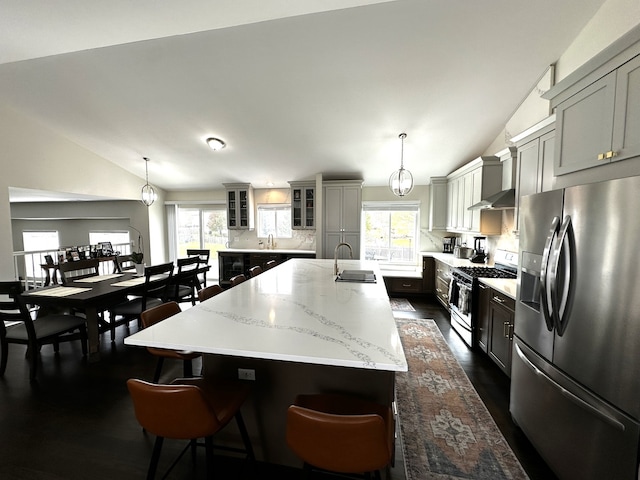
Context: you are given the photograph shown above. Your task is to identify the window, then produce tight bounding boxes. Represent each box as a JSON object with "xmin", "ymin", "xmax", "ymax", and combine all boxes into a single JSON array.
[
  {"xmin": 257, "ymin": 204, "xmax": 291, "ymax": 238},
  {"xmin": 362, "ymin": 202, "xmax": 419, "ymax": 266},
  {"xmin": 22, "ymin": 230, "xmax": 59, "ymax": 252},
  {"xmin": 89, "ymin": 231, "xmax": 131, "ymax": 252}
]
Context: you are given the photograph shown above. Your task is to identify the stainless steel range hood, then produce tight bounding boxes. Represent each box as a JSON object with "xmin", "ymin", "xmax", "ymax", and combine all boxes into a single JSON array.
[{"xmin": 468, "ymin": 188, "xmax": 515, "ymax": 210}]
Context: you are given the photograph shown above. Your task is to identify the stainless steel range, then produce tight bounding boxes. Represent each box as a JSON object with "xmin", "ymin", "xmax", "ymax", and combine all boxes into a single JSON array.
[{"xmin": 448, "ymin": 249, "xmax": 517, "ymax": 347}]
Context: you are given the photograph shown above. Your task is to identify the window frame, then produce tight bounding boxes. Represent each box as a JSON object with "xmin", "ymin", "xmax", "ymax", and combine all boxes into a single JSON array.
[{"xmin": 257, "ymin": 203, "xmax": 292, "ymax": 239}]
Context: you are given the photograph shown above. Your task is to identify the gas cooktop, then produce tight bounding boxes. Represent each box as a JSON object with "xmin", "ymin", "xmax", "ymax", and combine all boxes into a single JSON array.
[{"xmin": 455, "ymin": 266, "xmax": 516, "ymax": 279}]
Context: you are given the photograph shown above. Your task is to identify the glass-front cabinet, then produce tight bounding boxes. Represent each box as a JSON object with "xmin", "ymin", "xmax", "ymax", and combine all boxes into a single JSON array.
[
  {"xmin": 223, "ymin": 183, "xmax": 254, "ymax": 230},
  {"xmin": 289, "ymin": 181, "xmax": 315, "ymax": 229}
]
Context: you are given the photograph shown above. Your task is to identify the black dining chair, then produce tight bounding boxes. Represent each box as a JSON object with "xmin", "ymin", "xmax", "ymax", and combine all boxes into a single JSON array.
[
  {"xmin": 58, "ymin": 258, "xmax": 100, "ymax": 284},
  {"xmin": 0, "ymin": 281, "xmax": 88, "ymax": 382},
  {"xmin": 113, "ymin": 254, "xmax": 136, "ymax": 273},
  {"xmin": 168, "ymin": 257, "xmax": 200, "ymax": 307},
  {"xmin": 107, "ymin": 262, "xmax": 174, "ymax": 342},
  {"xmin": 187, "ymin": 249, "xmax": 210, "ymax": 288}
]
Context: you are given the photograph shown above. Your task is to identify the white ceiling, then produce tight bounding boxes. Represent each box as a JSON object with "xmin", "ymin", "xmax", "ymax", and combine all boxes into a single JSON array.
[{"xmin": 0, "ymin": 0, "xmax": 606, "ymax": 198}]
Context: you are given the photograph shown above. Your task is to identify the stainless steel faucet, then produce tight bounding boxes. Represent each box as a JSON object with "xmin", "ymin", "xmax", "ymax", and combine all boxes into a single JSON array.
[
  {"xmin": 334, "ymin": 242, "xmax": 353, "ymax": 275},
  {"xmin": 267, "ymin": 234, "xmax": 274, "ymax": 250}
]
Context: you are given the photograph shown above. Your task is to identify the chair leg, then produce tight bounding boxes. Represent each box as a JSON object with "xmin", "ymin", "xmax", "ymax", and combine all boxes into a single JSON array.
[
  {"xmin": 153, "ymin": 358, "xmax": 165, "ymax": 383},
  {"xmin": 27, "ymin": 341, "xmax": 38, "ymax": 383},
  {"xmin": 147, "ymin": 436, "xmax": 164, "ymax": 480},
  {"xmin": 0, "ymin": 339, "xmax": 8, "ymax": 376},
  {"xmin": 205, "ymin": 436, "xmax": 214, "ymax": 477},
  {"xmin": 80, "ymin": 325, "xmax": 88, "ymax": 356},
  {"xmin": 235, "ymin": 411, "xmax": 255, "ymax": 460},
  {"xmin": 183, "ymin": 359, "xmax": 193, "ymax": 378},
  {"xmin": 109, "ymin": 311, "xmax": 116, "ymax": 342}
]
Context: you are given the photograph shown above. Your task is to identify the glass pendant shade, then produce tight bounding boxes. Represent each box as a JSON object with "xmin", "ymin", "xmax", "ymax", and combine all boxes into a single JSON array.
[
  {"xmin": 389, "ymin": 167, "xmax": 414, "ymax": 197},
  {"xmin": 141, "ymin": 184, "xmax": 157, "ymax": 206},
  {"xmin": 389, "ymin": 133, "xmax": 413, "ymax": 197},
  {"xmin": 140, "ymin": 157, "xmax": 157, "ymax": 206}
]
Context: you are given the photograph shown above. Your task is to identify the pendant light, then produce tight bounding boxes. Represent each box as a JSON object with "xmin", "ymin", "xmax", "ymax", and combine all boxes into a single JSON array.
[
  {"xmin": 141, "ymin": 157, "xmax": 157, "ymax": 207},
  {"xmin": 389, "ymin": 133, "xmax": 413, "ymax": 197}
]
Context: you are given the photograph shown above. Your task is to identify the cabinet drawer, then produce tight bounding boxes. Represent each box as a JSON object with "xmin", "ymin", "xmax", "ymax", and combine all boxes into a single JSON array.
[
  {"xmin": 384, "ymin": 277, "xmax": 423, "ymax": 294},
  {"xmin": 490, "ymin": 289, "xmax": 515, "ymax": 311},
  {"xmin": 435, "ymin": 277, "xmax": 450, "ymax": 307}
]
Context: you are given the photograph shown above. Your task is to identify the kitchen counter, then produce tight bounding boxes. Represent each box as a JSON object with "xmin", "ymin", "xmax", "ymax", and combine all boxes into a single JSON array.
[
  {"xmin": 125, "ymin": 258, "xmax": 405, "ymax": 371},
  {"xmin": 479, "ymin": 277, "xmax": 518, "ymax": 300},
  {"xmin": 421, "ymin": 251, "xmax": 494, "ymax": 268},
  {"xmin": 219, "ymin": 247, "xmax": 316, "ymax": 255}
]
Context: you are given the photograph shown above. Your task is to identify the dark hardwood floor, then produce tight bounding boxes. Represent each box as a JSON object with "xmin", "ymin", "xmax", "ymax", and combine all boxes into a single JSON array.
[{"xmin": 0, "ymin": 297, "xmax": 557, "ymax": 479}]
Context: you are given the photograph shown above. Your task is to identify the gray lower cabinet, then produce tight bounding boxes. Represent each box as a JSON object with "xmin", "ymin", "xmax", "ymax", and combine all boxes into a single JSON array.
[{"xmin": 478, "ymin": 284, "xmax": 515, "ymax": 377}]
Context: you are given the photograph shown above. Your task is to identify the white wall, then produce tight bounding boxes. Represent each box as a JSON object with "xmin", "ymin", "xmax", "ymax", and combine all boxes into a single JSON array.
[
  {"xmin": 0, "ymin": 105, "xmax": 156, "ymax": 279},
  {"xmin": 484, "ymin": 0, "xmax": 640, "ymax": 156}
]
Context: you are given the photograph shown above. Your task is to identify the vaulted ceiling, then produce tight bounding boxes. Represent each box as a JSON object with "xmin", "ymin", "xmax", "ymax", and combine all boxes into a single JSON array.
[{"xmin": 0, "ymin": 0, "xmax": 606, "ymax": 195}]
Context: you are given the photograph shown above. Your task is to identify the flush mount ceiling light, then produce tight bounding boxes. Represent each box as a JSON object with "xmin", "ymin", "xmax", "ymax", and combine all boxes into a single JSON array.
[
  {"xmin": 389, "ymin": 132, "xmax": 414, "ymax": 197},
  {"xmin": 206, "ymin": 137, "xmax": 226, "ymax": 151},
  {"xmin": 141, "ymin": 157, "xmax": 157, "ymax": 207}
]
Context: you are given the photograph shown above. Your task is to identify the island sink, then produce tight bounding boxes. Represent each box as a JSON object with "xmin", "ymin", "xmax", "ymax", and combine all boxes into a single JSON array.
[{"xmin": 335, "ymin": 269, "xmax": 377, "ymax": 283}]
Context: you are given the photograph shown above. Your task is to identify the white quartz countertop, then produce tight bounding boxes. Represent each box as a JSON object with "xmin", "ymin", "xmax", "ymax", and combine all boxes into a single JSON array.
[
  {"xmin": 479, "ymin": 278, "xmax": 518, "ymax": 300},
  {"xmin": 125, "ymin": 258, "xmax": 407, "ymax": 372},
  {"xmin": 219, "ymin": 248, "xmax": 316, "ymax": 254},
  {"xmin": 422, "ymin": 251, "xmax": 494, "ymax": 268}
]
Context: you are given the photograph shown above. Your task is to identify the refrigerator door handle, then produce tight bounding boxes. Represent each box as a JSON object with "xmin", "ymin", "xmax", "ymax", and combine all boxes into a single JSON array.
[
  {"xmin": 540, "ymin": 216, "xmax": 560, "ymax": 332},
  {"xmin": 514, "ymin": 343, "xmax": 625, "ymax": 432},
  {"xmin": 550, "ymin": 215, "xmax": 575, "ymax": 336}
]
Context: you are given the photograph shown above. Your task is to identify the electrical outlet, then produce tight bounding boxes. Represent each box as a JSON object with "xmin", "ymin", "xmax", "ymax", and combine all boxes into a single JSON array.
[{"xmin": 237, "ymin": 368, "xmax": 256, "ymax": 381}]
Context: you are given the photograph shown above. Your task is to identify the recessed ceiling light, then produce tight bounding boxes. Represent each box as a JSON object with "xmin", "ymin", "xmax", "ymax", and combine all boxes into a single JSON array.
[{"xmin": 206, "ymin": 137, "xmax": 226, "ymax": 151}]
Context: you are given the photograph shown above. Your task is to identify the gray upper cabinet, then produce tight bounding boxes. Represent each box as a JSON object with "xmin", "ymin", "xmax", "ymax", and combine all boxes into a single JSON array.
[
  {"xmin": 612, "ymin": 54, "xmax": 640, "ymax": 161},
  {"xmin": 446, "ymin": 156, "xmax": 502, "ymax": 235},
  {"xmin": 512, "ymin": 116, "xmax": 556, "ymax": 234},
  {"xmin": 289, "ymin": 181, "xmax": 315, "ymax": 230},
  {"xmin": 553, "ymin": 71, "xmax": 616, "ymax": 175},
  {"xmin": 544, "ymin": 28, "xmax": 640, "ymax": 177},
  {"xmin": 223, "ymin": 183, "xmax": 254, "ymax": 230},
  {"xmin": 429, "ymin": 177, "xmax": 448, "ymax": 231}
]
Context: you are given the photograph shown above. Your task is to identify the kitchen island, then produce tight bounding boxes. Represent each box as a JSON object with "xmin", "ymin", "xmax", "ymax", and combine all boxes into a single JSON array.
[{"xmin": 125, "ymin": 258, "xmax": 407, "ymax": 468}]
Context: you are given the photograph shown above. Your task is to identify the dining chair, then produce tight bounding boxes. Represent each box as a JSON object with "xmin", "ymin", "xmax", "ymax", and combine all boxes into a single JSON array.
[
  {"xmin": 187, "ymin": 249, "xmax": 211, "ymax": 288},
  {"xmin": 113, "ymin": 254, "xmax": 136, "ymax": 273},
  {"xmin": 197, "ymin": 284, "xmax": 223, "ymax": 302},
  {"xmin": 248, "ymin": 266, "xmax": 262, "ymax": 278},
  {"xmin": 264, "ymin": 260, "xmax": 278, "ymax": 270},
  {"xmin": 286, "ymin": 393, "xmax": 394, "ymax": 480},
  {"xmin": 168, "ymin": 257, "xmax": 200, "ymax": 306},
  {"xmin": 0, "ymin": 281, "xmax": 88, "ymax": 382},
  {"xmin": 107, "ymin": 262, "xmax": 174, "ymax": 343},
  {"xmin": 127, "ymin": 376, "xmax": 255, "ymax": 480},
  {"xmin": 229, "ymin": 274, "xmax": 246, "ymax": 287},
  {"xmin": 58, "ymin": 258, "xmax": 100, "ymax": 284},
  {"xmin": 139, "ymin": 301, "xmax": 200, "ymax": 383}
]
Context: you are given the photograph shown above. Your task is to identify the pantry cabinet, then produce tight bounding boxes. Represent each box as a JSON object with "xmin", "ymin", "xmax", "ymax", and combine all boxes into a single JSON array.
[
  {"xmin": 323, "ymin": 180, "xmax": 362, "ymax": 259},
  {"xmin": 223, "ymin": 183, "xmax": 254, "ymax": 230},
  {"xmin": 289, "ymin": 181, "xmax": 315, "ymax": 230}
]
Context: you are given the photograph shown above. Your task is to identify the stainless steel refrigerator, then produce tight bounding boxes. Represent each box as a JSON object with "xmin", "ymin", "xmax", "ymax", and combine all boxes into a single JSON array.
[{"xmin": 511, "ymin": 175, "xmax": 640, "ymax": 480}]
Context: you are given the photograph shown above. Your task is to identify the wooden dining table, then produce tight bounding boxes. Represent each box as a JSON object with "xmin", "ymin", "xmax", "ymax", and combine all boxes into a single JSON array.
[{"xmin": 22, "ymin": 272, "xmax": 158, "ymax": 362}]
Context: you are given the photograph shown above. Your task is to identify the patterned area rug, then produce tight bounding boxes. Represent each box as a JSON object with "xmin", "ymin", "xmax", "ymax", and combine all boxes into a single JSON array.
[
  {"xmin": 390, "ymin": 298, "xmax": 416, "ymax": 312},
  {"xmin": 395, "ymin": 318, "xmax": 528, "ymax": 480}
]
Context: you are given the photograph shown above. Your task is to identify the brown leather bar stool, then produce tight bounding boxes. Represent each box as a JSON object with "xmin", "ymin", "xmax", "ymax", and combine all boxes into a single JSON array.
[
  {"xmin": 140, "ymin": 302, "xmax": 200, "ymax": 383},
  {"xmin": 248, "ymin": 266, "xmax": 262, "ymax": 278},
  {"xmin": 286, "ymin": 393, "xmax": 394, "ymax": 480},
  {"xmin": 229, "ymin": 274, "xmax": 247, "ymax": 287},
  {"xmin": 197, "ymin": 284, "xmax": 223, "ymax": 302},
  {"xmin": 127, "ymin": 377, "xmax": 255, "ymax": 479}
]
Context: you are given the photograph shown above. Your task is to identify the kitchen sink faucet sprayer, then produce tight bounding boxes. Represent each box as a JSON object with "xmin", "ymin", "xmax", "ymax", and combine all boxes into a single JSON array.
[{"xmin": 334, "ymin": 242, "xmax": 353, "ymax": 275}]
